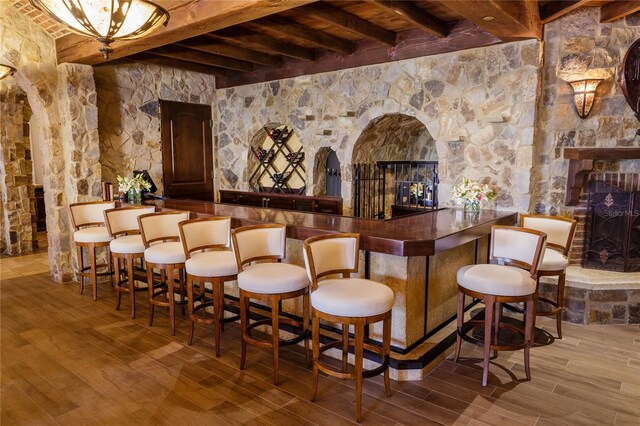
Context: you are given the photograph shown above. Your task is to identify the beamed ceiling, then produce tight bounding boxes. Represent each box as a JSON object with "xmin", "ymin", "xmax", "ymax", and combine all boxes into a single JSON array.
[{"xmin": 16, "ymin": 0, "xmax": 640, "ymax": 88}]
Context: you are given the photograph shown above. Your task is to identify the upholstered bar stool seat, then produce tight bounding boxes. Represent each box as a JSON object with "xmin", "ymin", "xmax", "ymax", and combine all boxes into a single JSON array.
[
  {"xmin": 232, "ymin": 223, "xmax": 310, "ymax": 385},
  {"xmin": 144, "ymin": 242, "xmax": 186, "ymax": 265},
  {"xmin": 304, "ymin": 233, "xmax": 394, "ymax": 422},
  {"xmin": 457, "ymin": 264, "xmax": 537, "ymax": 297},
  {"xmin": 453, "ymin": 226, "xmax": 547, "ymax": 387},
  {"xmin": 70, "ymin": 201, "xmax": 116, "ymax": 301},
  {"xmin": 105, "ymin": 206, "xmax": 156, "ymax": 318},
  {"xmin": 73, "ymin": 227, "xmax": 112, "ymax": 243},
  {"xmin": 311, "ymin": 278, "xmax": 394, "ymax": 317},
  {"xmin": 238, "ymin": 263, "xmax": 309, "ymax": 294},
  {"xmin": 185, "ymin": 251, "xmax": 238, "ymax": 278},
  {"xmin": 520, "ymin": 214, "xmax": 577, "ymax": 339},
  {"xmin": 109, "ymin": 234, "xmax": 146, "ymax": 254},
  {"xmin": 180, "ymin": 217, "xmax": 239, "ymax": 355}
]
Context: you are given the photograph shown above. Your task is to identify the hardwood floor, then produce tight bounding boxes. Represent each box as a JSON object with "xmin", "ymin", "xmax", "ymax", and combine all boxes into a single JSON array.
[{"xmin": 1, "ymin": 269, "xmax": 639, "ymax": 425}]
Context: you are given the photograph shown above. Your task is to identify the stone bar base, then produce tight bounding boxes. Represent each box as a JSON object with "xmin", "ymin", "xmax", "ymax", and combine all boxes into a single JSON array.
[{"xmin": 540, "ymin": 266, "xmax": 640, "ymax": 325}]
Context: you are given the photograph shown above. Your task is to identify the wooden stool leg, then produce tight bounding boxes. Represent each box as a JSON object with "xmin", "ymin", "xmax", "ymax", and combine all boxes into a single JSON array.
[
  {"xmin": 127, "ymin": 256, "xmax": 136, "ymax": 319},
  {"xmin": 342, "ymin": 324, "xmax": 349, "ymax": 373},
  {"xmin": 354, "ymin": 321, "xmax": 365, "ymax": 422},
  {"xmin": 89, "ymin": 243, "xmax": 98, "ymax": 301},
  {"xmin": 213, "ymin": 279, "xmax": 222, "ymax": 357},
  {"xmin": 271, "ymin": 295, "xmax": 280, "ymax": 386},
  {"xmin": 219, "ymin": 282, "xmax": 225, "ymax": 333},
  {"xmin": 167, "ymin": 266, "xmax": 176, "ymax": 336},
  {"xmin": 524, "ymin": 298, "xmax": 535, "ymax": 381},
  {"xmin": 77, "ymin": 246, "xmax": 84, "ymax": 295},
  {"xmin": 303, "ymin": 292, "xmax": 311, "ymax": 367},
  {"xmin": 187, "ymin": 275, "xmax": 195, "ymax": 346},
  {"xmin": 179, "ymin": 269, "xmax": 186, "ymax": 317},
  {"xmin": 493, "ymin": 302, "xmax": 501, "ymax": 358},
  {"xmin": 115, "ymin": 256, "xmax": 122, "ymax": 311},
  {"xmin": 482, "ymin": 296, "xmax": 495, "ymax": 387},
  {"xmin": 147, "ymin": 265, "xmax": 155, "ymax": 326},
  {"xmin": 453, "ymin": 291, "xmax": 464, "ymax": 363},
  {"xmin": 383, "ymin": 314, "xmax": 392, "ymax": 397},
  {"xmin": 240, "ymin": 291, "xmax": 248, "ymax": 370},
  {"xmin": 310, "ymin": 311, "xmax": 320, "ymax": 402},
  {"xmin": 107, "ymin": 247, "xmax": 114, "ymax": 287},
  {"xmin": 557, "ymin": 272, "xmax": 566, "ymax": 339}
]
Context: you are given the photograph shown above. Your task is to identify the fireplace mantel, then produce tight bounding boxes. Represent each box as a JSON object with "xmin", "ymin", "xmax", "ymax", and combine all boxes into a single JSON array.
[{"xmin": 564, "ymin": 148, "xmax": 640, "ymax": 205}]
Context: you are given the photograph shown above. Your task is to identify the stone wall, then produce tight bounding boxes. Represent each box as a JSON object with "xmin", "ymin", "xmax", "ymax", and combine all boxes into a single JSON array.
[
  {"xmin": 94, "ymin": 62, "xmax": 216, "ymax": 195},
  {"xmin": 215, "ymin": 40, "xmax": 542, "ymax": 215},
  {"xmin": 532, "ymin": 8, "xmax": 640, "ymax": 261}
]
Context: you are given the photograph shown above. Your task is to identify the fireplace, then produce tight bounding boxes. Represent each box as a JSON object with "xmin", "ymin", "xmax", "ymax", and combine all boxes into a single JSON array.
[{"xmin": 583, "ymin": 173, "xmax": 640, "ymax": 272}]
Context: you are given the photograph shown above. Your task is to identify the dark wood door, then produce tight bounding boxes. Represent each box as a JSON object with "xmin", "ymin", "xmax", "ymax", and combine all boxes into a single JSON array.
[{"xmin": 160, "ymin": 101, "xmax": 214, "ymax": 200}]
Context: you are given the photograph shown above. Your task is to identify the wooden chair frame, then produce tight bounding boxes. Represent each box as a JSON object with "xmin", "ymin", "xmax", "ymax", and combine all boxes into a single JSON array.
[
  {"xmin": 303, "ymin": 233, "xmax": 392, "ymax": 422},
  {"xmin": 69, "ymin": 201, "xmax": 115, "ymax": 301},
  {"xmin": 453, "ymin": 226, "xmax": 547, "ymax": 387},
  {"xmin": 231, "ymin": 223, "xmax": 310, "ymax": 386},
  {"xmin": 519, "ymin": 213, "xmax": 577, "ymax": 338},
  {"xmin": 178, "ymin": 217, "xmax": 238, "ymax": 356},
  {"xmin": 138, "ymin": 210, "xmax": 190, "ymax": 336},
  {"xmin": 104, "ymin": 206, "xmax": 155, "ymax": 319}
]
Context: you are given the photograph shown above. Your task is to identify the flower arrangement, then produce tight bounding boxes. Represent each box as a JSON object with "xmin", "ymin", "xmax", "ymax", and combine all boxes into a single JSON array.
[
  {"xmin": 117, "ymin": 173, "xmax": 151, "ymax": 203},
  {"xmin": 410, "ymin": 182, "xmax": 424, "ymax": 199},
  {"xmin": 451, "ymin": 177, "xmax": 495, "ymax": 212}
]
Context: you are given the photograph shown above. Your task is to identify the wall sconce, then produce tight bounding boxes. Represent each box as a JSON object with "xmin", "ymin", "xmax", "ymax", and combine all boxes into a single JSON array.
[
  {"xmin": 568, "ymin": 79, "xmax": 603, "ymax": 119},
  {"xmin": 0, "ymin": 64, "xmax": 16, "ymax": 81}
]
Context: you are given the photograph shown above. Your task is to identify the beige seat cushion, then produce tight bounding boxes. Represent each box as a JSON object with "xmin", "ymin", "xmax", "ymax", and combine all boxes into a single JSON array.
[
  {"xmin": 73, "ymin": 226, "xmax": 112, "ymax": 243},
  {"xmin": 457, "ymin": 264, "xmax": 536, "ymax": 297},
  {"xmin": 311, "ymin": 278, "xmax": 394, "ymax": 318},
  {"xmin": 110, "ymin": 235, "xmax": 145, "ymax": 254},
  {"xmin": 144, "ymin": 242, "xmax": 185, "ymax": 265},
  {"xmin": 539, "ymin": 248, "xmax": 569, "ymax": 272},
  {"xmin": 238, "ymin": 263, "xmax": 308, "ymax": 294},
  {"xmin": 185, "ymin": 251, "xmax": 238, "ymax": 278}
]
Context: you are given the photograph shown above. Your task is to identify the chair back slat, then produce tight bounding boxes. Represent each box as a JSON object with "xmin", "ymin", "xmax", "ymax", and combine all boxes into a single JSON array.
[
  {"xmin": 303, "ymin": 233, "xmax": 359, "ymax": 288},
  {"xmin": 69, "ymin": 201, "xmax": 116, "ymax": 229},
  {"xmin": 231, "ymin": 224, "xmax": 285, "ymax": 269},
  {"xmin": 138, "ymin": 211, "xmax": 190, "ymax": 247},
  {"xmin": 104, "ymin": 206, "xmax": 156, "ymax": 237},
  {"xmin": 491, "ymin": 226, "xmax": 547, "ymax": 275},
  {"xmin": 520, "ymin": 214, "xmax": 576, "ymax": 255},
  {"xmin": 179, "ymin": 217, "xmax": 231, "ymax": 258}
]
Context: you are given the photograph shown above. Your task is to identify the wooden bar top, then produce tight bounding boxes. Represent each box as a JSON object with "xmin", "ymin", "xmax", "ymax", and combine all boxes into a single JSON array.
[{"xmin": 148, "ymin": 198, "xmax": 517, "ymax": 257}]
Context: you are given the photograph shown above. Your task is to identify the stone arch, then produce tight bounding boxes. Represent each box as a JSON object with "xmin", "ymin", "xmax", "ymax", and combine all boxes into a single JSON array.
[{"xmin": 310, "ymin": 147, "xmax": 336, "ymax": 196}]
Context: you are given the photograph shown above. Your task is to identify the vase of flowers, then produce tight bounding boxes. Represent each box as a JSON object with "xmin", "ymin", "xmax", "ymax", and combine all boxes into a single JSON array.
[
  {"xmin": 451, "ymin": 177, "xmax": 495, "ymax": 213},
  {"xmin": 117, "ymin": 173, "xmax": 151, "ymax": 204}
]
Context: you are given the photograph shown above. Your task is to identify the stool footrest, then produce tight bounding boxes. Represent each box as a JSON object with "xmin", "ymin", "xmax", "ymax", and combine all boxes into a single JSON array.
[
  {"xmin": 245, "ymin": 318, "xmax": 308, "ymax": 348},
  {"xmin": 458, "ymin": 320, "xmax": 528, "ymax": 352}
]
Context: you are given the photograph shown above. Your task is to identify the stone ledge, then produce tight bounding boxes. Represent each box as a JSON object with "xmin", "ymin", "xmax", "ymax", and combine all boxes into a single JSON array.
[{"xmin": 541, "ymin": 265, "xmax": 640, "ymax": 291}]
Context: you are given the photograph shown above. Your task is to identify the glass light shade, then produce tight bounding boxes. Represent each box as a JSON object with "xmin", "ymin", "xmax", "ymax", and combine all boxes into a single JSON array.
[
  {"xmin": 0, "ymin": 64, "xmax": 17, "ymax": 80},
  {"xmin": 569, "ymin": 79, "xmax": 603, "ymax": 119},
  {"xmin": 30, "ymin": 0, "xmax": 169, "ymax": 59}
]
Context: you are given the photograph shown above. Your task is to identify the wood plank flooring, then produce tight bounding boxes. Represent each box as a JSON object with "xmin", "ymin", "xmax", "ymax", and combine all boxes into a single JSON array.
[{"xmin": 1, "ymin": 270, "xmax": 639, "ymax": 425}]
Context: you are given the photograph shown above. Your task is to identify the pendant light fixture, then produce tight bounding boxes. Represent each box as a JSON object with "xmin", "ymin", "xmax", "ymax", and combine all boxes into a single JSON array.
[
  {"xmin": 0, "ymin": 64, "xmax": 17, "ymax": 81},
  {"xmin": 30, "ymin": 0, "xmax": 170, "ymax": 59}
]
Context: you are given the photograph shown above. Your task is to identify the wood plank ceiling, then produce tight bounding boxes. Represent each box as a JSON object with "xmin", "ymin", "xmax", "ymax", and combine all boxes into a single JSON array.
[{"xmin": 50, "ymin": 0, "xmax": 640, "ymax": 88}]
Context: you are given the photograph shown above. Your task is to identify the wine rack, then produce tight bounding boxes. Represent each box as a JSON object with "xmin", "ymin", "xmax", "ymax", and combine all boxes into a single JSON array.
[{"xmin": 249, "ymin": 125, "xmax": 306, "ymax": 194}]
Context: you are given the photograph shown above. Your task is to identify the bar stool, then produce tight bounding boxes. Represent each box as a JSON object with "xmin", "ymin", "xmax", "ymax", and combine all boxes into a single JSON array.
[
  {"xmin": 138, "ymin": 210, "xmax": 190, "ymax": 336},
  {"xmin": 178, "ymin": 217, "xmax": 238, "ymax": 355},
  {"xmin": 231, "ymin": 223, "xmax": 310, "ymax": 386},
  {"xmin": 69, "ymin": 201, "xmax": 116, "ymax": 300},
  {"xmin": 453, "ymin": 225, "xmax": 547, "ymax": 387},
  {"xmin": 303, "ymin": 233, "xmax": 395, "ymax": 422},
  {"xmin": 520, "ymin": 214, "xmax": 577, "ymax": 339},
  {"xmin": 104, "ymin": 206, "xmax": 156, "ymax": 318}
]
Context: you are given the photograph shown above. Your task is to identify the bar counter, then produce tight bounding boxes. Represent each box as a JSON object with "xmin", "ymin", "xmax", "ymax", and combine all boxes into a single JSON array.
[{"xmin": 147, "ymin": 198, "xmax": 517, "ymax": 379}]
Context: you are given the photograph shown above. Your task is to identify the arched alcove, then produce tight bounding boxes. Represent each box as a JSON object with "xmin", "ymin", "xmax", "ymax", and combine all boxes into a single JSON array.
[
  {"xmin": 311, "ymin": 147, "xmax": 341, "ymax": 196},
  {"xmin": 350, "ymin": 114, "xmax": 438, "ymax": 218}
]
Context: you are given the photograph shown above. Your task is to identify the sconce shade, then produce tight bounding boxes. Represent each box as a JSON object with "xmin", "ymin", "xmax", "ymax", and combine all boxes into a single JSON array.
[
  {"xmin": 30, "ymin": 0, "xmax": 169, "ymax": 59},
  {"xmin": 0, "ymin": 64, "xmax": 17, "ymax": 80},
  {"xmin": 569, "ymin": 79, "xmax": 603, "ymax": 119}
]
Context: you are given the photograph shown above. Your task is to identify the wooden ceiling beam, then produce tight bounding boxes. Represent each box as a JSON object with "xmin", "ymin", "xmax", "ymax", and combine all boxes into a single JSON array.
[
  {"xmin": 435, "ymin": 0, "xmax": 542, "ymax": 41},
  {"xmin": 600, "ymin": 1, "xmax": 640, "ymax": 23},
  {"xmin": 246, "ymin": 16, "xmax": 355, "ymax": 54},
  {"xmin": 149, "ymin": 46, "xmax": 254, "ymax": 72},
  {"xmin": 301, "ymin": 3, "xmax": 397, "ymax": 46},
  {"xmin": 364, "ymin": 0, "xmax": 447, "ymax": 38},
  {"xmin": 129, "ymin": 53, "xmax": 228, "ymax": 76},
  {"xmin": 178, "ymin": 37, "xmax": 283, "ymax": 68},
  {"xmin": 209, "ymin": 28, "xmax": 315, "ymax": 61},
  {"xmin": 539, "ymin": 0, "xmax": 591, "ymax": 24},
  {"xmin": 56, "ymin": 0, "xmax": 317, "ymax": 65}
]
